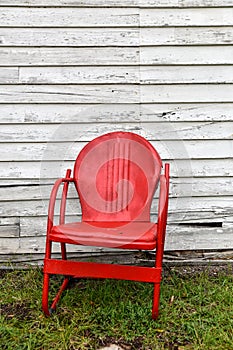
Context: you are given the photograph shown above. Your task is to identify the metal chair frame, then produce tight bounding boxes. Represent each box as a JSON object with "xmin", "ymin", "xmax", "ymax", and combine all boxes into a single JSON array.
[{"xmin": 42, "ymin": 131, "xmax": 169, "ymax": 319}]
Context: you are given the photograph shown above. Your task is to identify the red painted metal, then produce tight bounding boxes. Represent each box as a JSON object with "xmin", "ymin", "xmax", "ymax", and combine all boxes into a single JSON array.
[
  {"xmin": 42, "ymin": 131, "xmax": 170, "ymax": 319},
  {"xmin": 50, "ymin": 221, "xmax": 158, "ymax": 249},
  {"xmin": 44, "ymin": 259, "xmax": 162, "ymax": 283}
]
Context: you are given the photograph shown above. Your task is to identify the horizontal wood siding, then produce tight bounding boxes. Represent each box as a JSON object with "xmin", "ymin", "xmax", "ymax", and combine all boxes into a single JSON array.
[{"xmin": 0, "ymin": 1, "xmax": 233, "ymax": 264}]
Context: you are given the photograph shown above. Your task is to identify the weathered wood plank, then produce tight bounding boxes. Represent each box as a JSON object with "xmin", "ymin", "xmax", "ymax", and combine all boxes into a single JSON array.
[
  {"xmin": 0, "ymin": 236, "xmax": 99, "ymax": 255},
  {"xmin": 141, "ymin": 46, "xmax": 233, "ymax": 65},
  {"xmin": 20, "ymin": 216, "xmax": 78, "ymax": 237},
  {"xmin": 0, "ymin": 216, "xmax": 20, "ymax": 238},
  {"xmin": 1, "ymin": 251, "xmax": 233, "ymax": 266},
  {"xmin": 141, "ymin": 8, "xmax": 233, "ymax": 27},
  {"xmin": 140, "ymin": 66, "xmax": 233, "ymax": 84},
  {"xmin": 141, "ymin": 28, "xmax": 233, "ymax": 45},
  {"xmin": 1, "ymin": 84, "xmax": 233, "ymax": 103},
  {"xmin": 19, "ymin": 67, "xmax": 139, "ymax": 84},
  {"xmin": 0, "ymin": 196, "xmax": 232, "ymax": 220},
  {"xmin": 0, "ymin": 85, "xmax": 139, "ymax": 103},
  {"xmin": 0, "ymin": 0, "xmax": 139, "ymax": 6},
  {"xmin": 171, "ymin": 178, "xmax": 233, "ymax": 197},
  {"xmin": 0, "ymin": 68, "xmax": 18, "ymax": 83},
  {"xmin": 0, "ymin": 0, "xmax": 232, "ymax": 7},
  {"xmin": 19, "ymin": 213, "xmax": 233, "ymax": 239},
  {"xmin": 141, "ymin": 104, "xmax": 233, "ymax": 122},
  {"xmin": 18, "ymin": 66, "xmax": 233, "ymax": 85},
  {"xmin": 0, "ymin": 103, "xmax": 233, "ymax": 123},
  {"xmin": 0, "ymin": 140, "xmax": 232, "ymax": 161},
  {"xmin": 1, "ymin": 122, "xmax": 233, "ymax": 142},
  {"xmin": 165, "ymin": 225, "xmax": 233, "ymax": 251},
  {"xmin": 0, "ymin": 104, "xmax": 141, "ymax": 123},
  {"xmin": 141, "ymin": 0, "xmax": 233, "ymax": 7},
  {"xmin": 0, "ymin": 251, "xmax": 135, "ymax": 265},
  {"xmin": 0, "ymin": 226, "xmax": 19, "ymax": 238},
  {"xmin": 0, "ymin": 47, "xmax": 139, "ymax": 66},
  {"xmin": 141, "ymin": 84, "xmax": 233, "ymax": 103},
  {"xmin": 2, "ymin": 27, "xmax": 233, "ymax": 47},
  {"xmin": 0, "ymin": 28, "xmax": 139, "ymax": 47},
  {"xmin": 2, "ymin": 8, "xmax": 232, "ymax": 28},
  {"xmin": 1, "ymin": 177, "xmax": 233, "ymax": 202},
  {"xmin": 20, "ymin": 217, "xmax": 233, "ymax": 239},
  {"xmin": 1, "ymin": 159, "xmax": 233, "ymax": 180},
  {"xmin": 3, "ymin": 46, "xmax": 233, "ymax": 67},
  {"xmin": 1, "ymin": 224, "xmax": 233, "ymax": 256},
  {"xmin": 0, "ymin": 8, "xmax": 139, "ymax": 27},
  {"xmin": 0, "ymin": 217, "xmax": 19, "ymax": 225}
]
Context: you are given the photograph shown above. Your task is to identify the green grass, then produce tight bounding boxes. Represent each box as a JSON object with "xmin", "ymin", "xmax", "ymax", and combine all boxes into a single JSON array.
[{"xmin": 0, "ymin": 266, "xmax": 233, "ymax": 349}]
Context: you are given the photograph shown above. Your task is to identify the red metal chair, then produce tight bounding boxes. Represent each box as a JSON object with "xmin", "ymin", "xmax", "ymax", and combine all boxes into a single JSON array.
[{"xmin": 42, "ymin": 131, "xmax": 169, "ymax": 319}]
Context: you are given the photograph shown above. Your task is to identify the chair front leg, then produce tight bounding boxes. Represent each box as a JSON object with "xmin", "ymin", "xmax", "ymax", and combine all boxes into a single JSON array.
[{"xmin": 152, "ymin": 282, "xmax": 161, "ymax": 319}]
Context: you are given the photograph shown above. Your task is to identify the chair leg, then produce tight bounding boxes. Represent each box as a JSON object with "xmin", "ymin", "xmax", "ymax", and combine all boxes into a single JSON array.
[
  {"xmin": 42, "ymin": 242, "xmax": 70, "ymax": 316},
  {"xmin": 42, "ymin": 272, "xmax": 51, "ymax": 316},
  {"xmin": 42, "ymin": 273, "xmax": 70, "ymax": 316},
  {"xmin": 49, "ymin": 277, "xmax": 70, "ymax": 312},
  {"xmin": 152, "ymin": 282, "xmax": 161, "ymax": 320},
  {"xmin": 61, "ymin": 242, "xmax": 67, "ymax": 260}
]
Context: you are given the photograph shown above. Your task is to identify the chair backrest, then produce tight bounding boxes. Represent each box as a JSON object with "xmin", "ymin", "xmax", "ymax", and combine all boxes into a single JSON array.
[{"xmin": 74, "ymin": 131, "xmax": 162, "ymax": 222}]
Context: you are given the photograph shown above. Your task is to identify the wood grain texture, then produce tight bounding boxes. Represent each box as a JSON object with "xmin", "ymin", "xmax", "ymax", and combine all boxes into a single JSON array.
[
  {"xmin": 1, "ymin": 158, "xmax": 233, "ymax": 182},
  {"xmin": 140, "ymin": 66, "xmax": 233, "ymax": 84},
  {"xmin": 1, "ymin": 27, "xmax": 233, "ymax": 47},
  {"xmin": 0, "ymin": 140, "xmax": 232, "ymax": 161},
  {"xmin": 0, "ymin": 2, "xmax": 233, "ymax": 260},
  {"xmin": 0, "ymin": 47, "xmax": 139, "ymax": 66},
  {"xmin": 17, "ymin": 66, "xmax": 233, "ymax": 85},
  {"xmin": 141, "ymin": 84, "xmax": 233, "ymax": 103},
  {"xmin": 1, "ymin": 8, "xmax": 233, "ymax": 27},
  {"xmin": 141, "ymin": 27, "xmax": 233, "ymax": 45},
  {"xmin": 1, "ymin": 104, "xmax": 233, "ymax": 123},
  {"xmin": 1, "ymin": 159, "xmax": 233, "ymax": 180},
  {"xmin": 0, "ymin": 196, "xmax": 232, "ymax": 220},
  {"xmin": 0, "ymin": 0, "xmax": 232, "ymax": 7},
  {"xmin": 19, "ymin": 67, "xmax": 139, "ymax": 84},
  {"xmin": 0, "ymin": 8, "xmax": 139, "ymax": 27},
  {"xmin": 1, "ymin": 122, "xmax": 233, "ymax": 142},
  {"xmin": 0, "ymin": 28, "xmax": 139, "ymax": 47},
  {"xmin": 0, "ymin": 0, "xmax": 139, "ymax": 6},
  {"xmin": 139, "ymin": 0, "xmax": 233, "ymax": 7},
  {"xmin": 1, "ymin": 224, "xmax": 232, "ymax": 255},
  {"xmin": 1, "ymin": 84, "xmax": 233, "ymax": 103},
  {"xmin": 0, "ymin": 68, "xmax": 18, "ymax": 83},
  {"xmin": 1, "ymin": 177, "xmax": 233, "ymax": 202},
  {"xmin": 0, "ymin": 104, "xmax": 141, "ymax": 123},
  {"xmin": 141, "ymin": 46, "xmax": 233, "ymax": 65},
  {"xmin": 141, "ymin": 8, "xmax": 233, "ymax": 27},
  {"xmin": 0, "ymin": 85, "xmax": 139, "ymax": 103}
]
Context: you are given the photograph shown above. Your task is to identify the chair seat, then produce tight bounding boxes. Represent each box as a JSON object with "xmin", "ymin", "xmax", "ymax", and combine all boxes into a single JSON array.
[{"xmin": 50, "ymin": 221, "xmax": 157, "ymax": 249}]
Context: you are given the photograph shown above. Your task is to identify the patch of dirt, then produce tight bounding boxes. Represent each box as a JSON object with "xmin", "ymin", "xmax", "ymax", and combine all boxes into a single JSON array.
[
  {"xmin": 97, "ymin": 336, "xmax": 192, "ymax": 350},
  {"xmin": 0, "ymin": 269, "xmax": 8, "ymax": 278},
  {"xmin": 166, "ymin": 264, "xmax": 233, "ymax": 278},
  {"xmin": 0, "ymin": 302, "xmax": 34, "ymax": 321},
  {"xmin": 98, "ymin": 336, "xmax": 144, "ymax": 350}
]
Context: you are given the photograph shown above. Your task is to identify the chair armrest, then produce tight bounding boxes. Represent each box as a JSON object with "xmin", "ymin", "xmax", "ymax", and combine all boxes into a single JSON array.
[
  {"xmin": 47, "ymin": 169, "xmax": 74, "ymax": 233},
  {"xmin": 157, "ymin": 164, "xmax": 170, "ymax": 245}
]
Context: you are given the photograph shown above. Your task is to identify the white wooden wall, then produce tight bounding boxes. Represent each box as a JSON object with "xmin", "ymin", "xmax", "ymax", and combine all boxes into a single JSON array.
[{"xmin": 0, "ymin": 0, "xmax": 233, "ymax": 264}]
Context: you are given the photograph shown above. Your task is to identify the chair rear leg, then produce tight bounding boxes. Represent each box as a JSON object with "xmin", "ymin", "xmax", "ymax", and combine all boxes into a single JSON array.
[
  {"xmin": 49, "ymin": 277, "xmax": 70, "ymax": 313},
  {"xmin": 61, "ymin": 242, "xmax": 67, "ymax": 260},
  {"xmin": 152, "ymin": 282, "xmax": 161, "ymax": 319}
]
